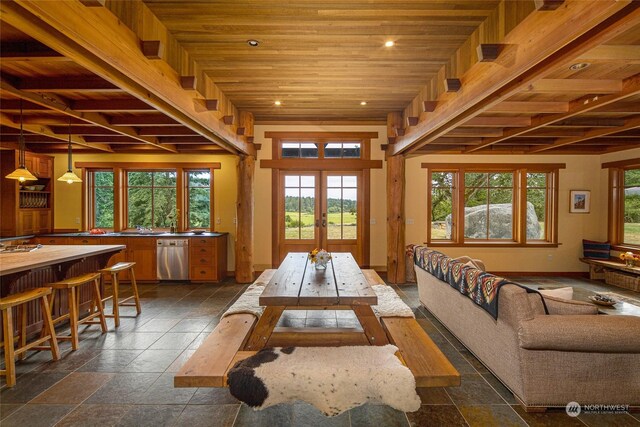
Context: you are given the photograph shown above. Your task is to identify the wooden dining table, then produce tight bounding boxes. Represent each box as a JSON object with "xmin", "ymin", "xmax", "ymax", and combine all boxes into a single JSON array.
[{"xmin": 0, "ymin": 244, "xmax": 125, "ymax": 338}]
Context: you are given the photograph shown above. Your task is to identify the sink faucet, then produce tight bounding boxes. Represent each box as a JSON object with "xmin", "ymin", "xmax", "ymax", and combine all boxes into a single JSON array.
[{"xmin": 136, "ymin": 225, "xmax": 153, "ymax": 234}]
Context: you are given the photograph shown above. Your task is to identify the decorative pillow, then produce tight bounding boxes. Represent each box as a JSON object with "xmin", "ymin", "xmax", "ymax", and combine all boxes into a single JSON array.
[
  {"xmin": 582, "ymin": 239, "xmax": 610, "ymax": 259},
  {"xmin": 539, "ymin": 286, "xmax": 574, "ymax": 301}
]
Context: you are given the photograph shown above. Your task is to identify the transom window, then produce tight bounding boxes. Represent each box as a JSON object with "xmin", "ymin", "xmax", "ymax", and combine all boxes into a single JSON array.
[
  {"xmin": 425, "ymin": 163, "xmax": 562, "ymax": 246},
  {"xmin": 324, "ymin": 142, "xmax": 361, "ymax": 158},
  {"xmin": 277, "ymin": 140, "xmax": 365, "ymax": 159}
]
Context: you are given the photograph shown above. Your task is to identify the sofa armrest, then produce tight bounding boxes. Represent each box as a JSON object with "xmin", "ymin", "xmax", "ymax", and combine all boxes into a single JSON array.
[
  {"xmin": 519, "ymin": 315, "xmax": 640, "ymax": 353},
  {"xmin": 542, "ymin": 295, "xmax": 598, "ymax": 315}
]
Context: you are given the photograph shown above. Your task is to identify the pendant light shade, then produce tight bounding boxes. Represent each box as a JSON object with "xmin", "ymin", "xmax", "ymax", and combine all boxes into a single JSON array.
[
  {"xmin": 58, "ymin": 119, "xmax": 82, "ymax": 184},
  {"xmin": 5, "ymin": 100, "xmax": 37, "ymax": 182}
]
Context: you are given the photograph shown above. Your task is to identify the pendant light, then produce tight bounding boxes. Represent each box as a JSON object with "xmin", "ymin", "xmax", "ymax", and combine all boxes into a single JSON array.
[
  {"xmin": 57, "ymin": 118, "xmax": 82, "ymax": 184},
  {"xmin": 5, "ymin": 100, "xmax": 37, "ymax": 182}
]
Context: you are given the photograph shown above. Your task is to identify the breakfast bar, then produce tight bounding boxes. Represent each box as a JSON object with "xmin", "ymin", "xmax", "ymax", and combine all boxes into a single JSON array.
[{"xmin": 0, "ymin": 245, "xmax": 125, "ymax": 338}]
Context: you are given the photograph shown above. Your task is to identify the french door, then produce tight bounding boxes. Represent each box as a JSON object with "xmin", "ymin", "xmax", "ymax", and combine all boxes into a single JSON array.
[{"xmin": 276, "ymin": 170, "xmax": 365, "ymax": 266}]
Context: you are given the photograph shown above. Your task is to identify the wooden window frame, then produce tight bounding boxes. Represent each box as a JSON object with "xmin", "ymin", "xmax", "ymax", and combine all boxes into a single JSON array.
[
  {"xmin": 423, "ymin": 163, "xmax": 564, "ymax": 247},
  {"xmin": 86, "ymin": 169, "xmax": 115, "ymax": 230},
  {"xmin": 603, "ymin": 158, "xmax": 640, "ymax": 250},
  {"xmin": 80, "ymin": 162, "xmax": 220, "ymax": 232}
]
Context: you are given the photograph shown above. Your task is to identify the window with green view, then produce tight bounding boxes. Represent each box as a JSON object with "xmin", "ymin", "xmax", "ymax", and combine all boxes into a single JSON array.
[
  {"xmin": 188, "ymin": 171, "xmax": 211, "ymax": 229},
  {"xmin": 624, "ymin": 168, "xmax": 640, "ymax": 245},
  {"xmin": 127, "ymin": 171, "xmax": 176, "ymax": 228},
  {"xmin": 93, "ymin": 171, "xmax": 114, "ymax": 229}
]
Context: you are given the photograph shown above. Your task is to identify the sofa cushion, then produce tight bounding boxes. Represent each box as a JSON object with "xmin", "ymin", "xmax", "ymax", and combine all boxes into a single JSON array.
[
  {"xmin": 582, "ymin": 239, "xmax": 611, "ymax": 259},
  {"xmin": 539, "ymin": 287, "xmax": 573, "ymax": 301}
]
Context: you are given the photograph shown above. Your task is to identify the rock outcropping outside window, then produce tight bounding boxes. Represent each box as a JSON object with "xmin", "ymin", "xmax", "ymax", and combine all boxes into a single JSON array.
[{"xmin": 445, "ymin": 202, "xmax": 541, "ymax": 239}]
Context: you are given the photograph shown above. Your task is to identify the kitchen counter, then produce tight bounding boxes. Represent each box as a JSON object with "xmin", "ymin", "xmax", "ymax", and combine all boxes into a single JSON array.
[
  {"xmin": 40, "ymin": 232, "xmax": 228, "ymax": 238},
  {"xmin": 0, "ymin": 235, "xmax": 35, "ymax": 243}
]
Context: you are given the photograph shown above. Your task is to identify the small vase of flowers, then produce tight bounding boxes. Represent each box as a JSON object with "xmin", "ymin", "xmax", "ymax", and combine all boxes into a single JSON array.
[
  {"xmin": 309, "ymin": 249, "xmax": 331, "ymax": 270},
  {"xmin": 619, "ymin": 251, "xmax": 639, "ymax": 267}
]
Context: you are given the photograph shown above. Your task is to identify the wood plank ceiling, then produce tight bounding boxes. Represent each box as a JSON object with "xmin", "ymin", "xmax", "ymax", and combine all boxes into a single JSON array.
[{"xmin": 0, "ymin": 0, "xmax": 638, "ymax": 155}]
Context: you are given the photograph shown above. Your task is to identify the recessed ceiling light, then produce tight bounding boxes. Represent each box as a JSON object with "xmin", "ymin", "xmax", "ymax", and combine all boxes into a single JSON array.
[
  {"xmin": 360, "ymin": 101, "xmax": 367, "ymax": 106},
  {"xmin": 569, "ymin": 62, "xmax": 590, "ymax": 71},
  {"xmin": 384, "ymin": 40, "xmax": 395, "ymax": 48},
  {"xmin": 247, "ymin": 40, "xmax": 259, "ymax": 47},
  {"xmin": 274, "ymin": 100, "xmax": 282, "ymax": 106}
]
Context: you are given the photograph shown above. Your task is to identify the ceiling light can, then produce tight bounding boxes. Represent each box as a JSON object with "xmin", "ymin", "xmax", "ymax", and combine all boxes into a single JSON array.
[
  {"xmin": 247, "ymin": 40, "xmax": 259, "ymax": 47},
  {"xmin": 360, "ymin": 101, "xmax": 367, "ymax": 106},
  {"xmin": 569, "ymin": 62, "xmax": 590, "ymax": 71},
  {"xmin": 274, "ymin": 100, "xmax": 282, "ymax": 106},
  {"xmin": 385, "ymin": 40, "xmax": 395, "ymax": 47}
]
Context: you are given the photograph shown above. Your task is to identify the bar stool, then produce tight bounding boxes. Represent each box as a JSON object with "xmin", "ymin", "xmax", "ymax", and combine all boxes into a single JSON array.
[
  {"xmin": 49, "ymin": 272, "xmax": 107, "ymax": 350},
  {"xmin": 1, "ymin": 287, "xmax": 59, "ymax": 387},
  {"xmin": 99, "ymin": 262, "xmax": 141, "ymax": 327}
]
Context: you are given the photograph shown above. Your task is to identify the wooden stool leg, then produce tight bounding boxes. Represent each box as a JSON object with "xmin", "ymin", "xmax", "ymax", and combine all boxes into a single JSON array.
[
  {"xmin": 129, "ymin": 268, "xmax": 142, "ymax": 315},
  {"xmin": 112, "ymin": 273, "xmax": 120, "ymax": 327},
  {"xmin": 18, "ymin": 304, "xmax": 27, "ymax": 361},
  {"xmin": 40, "ymin": 295, "xmax": 60, "ymax": 361},
  {"xmin": 68, "ymin": 287, "xmax": 80, "ymax": 350},
  {"xmin": 92, "ymin": 279, "xmax": 108, "ymax": 333},
  {"xmin": 2, "ymin": 308, "xmax": 16, "ymax": 387}
]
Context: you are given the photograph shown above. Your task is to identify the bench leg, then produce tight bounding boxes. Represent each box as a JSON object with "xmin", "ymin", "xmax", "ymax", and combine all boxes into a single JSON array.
[
  {"xmin": 244, "ymin": 306, "xmax": 284, "ymax": 350},
  {"xmin": 353, "ymin": 305, "xmax": 389, "ymax": 346}
]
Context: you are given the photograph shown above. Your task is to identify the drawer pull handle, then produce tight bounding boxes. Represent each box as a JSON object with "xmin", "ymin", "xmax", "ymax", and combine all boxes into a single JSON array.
[
  {"xmin": 200, "ymin": 270, "xmax": 205, "ymax": 274},
  {"xmin": 200, "ymin": 259, "xmax": 206, "ymax": 263}
]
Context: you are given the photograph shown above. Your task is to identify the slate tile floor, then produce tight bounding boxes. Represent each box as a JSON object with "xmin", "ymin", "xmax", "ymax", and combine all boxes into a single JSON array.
[{"xmin": 1, "ymin": 277, "xmax": 638, "ymax": 427}]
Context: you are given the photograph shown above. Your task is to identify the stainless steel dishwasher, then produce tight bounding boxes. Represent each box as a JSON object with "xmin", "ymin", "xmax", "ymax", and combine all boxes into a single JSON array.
[{"xmin": 157, "ymin": 239, "xmax": 189, "ymax": 280}]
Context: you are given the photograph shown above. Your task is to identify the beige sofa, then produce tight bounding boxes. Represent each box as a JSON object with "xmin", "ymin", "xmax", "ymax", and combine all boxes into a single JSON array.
[{"xmin": 415, "ymin": 254, "xmax": 640, "ymax": 410}]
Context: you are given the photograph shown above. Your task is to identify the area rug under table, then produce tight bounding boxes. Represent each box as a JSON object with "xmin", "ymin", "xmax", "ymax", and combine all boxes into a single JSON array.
[{"xmin": 227, "ymin": 344, "xmax": 421, "ymax": 416}]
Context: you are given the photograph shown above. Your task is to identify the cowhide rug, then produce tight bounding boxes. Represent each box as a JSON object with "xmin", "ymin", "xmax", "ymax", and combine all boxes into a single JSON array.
[{"xmin": 227, "ymin": 344, "xmax": 421, "ymax": 416}]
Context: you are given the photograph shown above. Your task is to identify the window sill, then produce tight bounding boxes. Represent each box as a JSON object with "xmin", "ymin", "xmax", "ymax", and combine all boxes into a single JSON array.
[
  {"xmin": 611, "ymin": 244, "xmax": 640, "ymax": 253},
  {"xmin": 425, "ymin": 242, "xmax": 560, "ymax": 248}
]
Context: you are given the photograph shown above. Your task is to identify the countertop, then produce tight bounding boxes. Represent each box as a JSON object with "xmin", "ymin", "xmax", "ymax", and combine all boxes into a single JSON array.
[
  {"xmin": 40, "ymin": 232, "xmax": 228, "ymax": 238},
  {"xmin": 0, "ymin": 235, "xmax": 35, "ymax": 243}
]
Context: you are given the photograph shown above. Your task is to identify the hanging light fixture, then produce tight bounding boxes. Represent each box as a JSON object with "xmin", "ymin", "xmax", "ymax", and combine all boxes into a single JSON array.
[
  {"xmin": 5, "ymin": 100, "xmax": 37, "ymax": 182},
  {"xmin": 57, "ymin": 118, "xmax": 82, "ymax": 184}
]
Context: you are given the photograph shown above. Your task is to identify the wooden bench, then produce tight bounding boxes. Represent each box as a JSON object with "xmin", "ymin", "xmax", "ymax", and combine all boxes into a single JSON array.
[
  {"xmin": 580, "ymin": 258, "xmax": 640, "ymax": 291},
  {"xmin": 175, "ymin": 268, "xmax": 460, "ymax": 389},
  {"xmin": 361, "ymin": 270, "xmax": 460, "ymax": 388}
]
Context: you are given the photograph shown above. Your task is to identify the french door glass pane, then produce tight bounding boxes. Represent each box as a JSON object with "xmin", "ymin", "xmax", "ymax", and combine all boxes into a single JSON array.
[
  {"xmin": 284, "ymin": 175, "xmax": 315, "ymax": 240},
  {"xmin": 326, "ymin": 175, "xmax": 357, "ymax": 240}
]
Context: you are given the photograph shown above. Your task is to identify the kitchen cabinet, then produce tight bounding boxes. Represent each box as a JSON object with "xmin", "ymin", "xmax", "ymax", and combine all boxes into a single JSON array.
[
  {"xmin": 128, "ymin": 237, "xmax": 157, "ymax": 281},
  {"xmin": 0, "ymin": 150, "xmax": 54, "ymax": 237},
  {"xmin": 189, "ymin": 234, "xmax": 227, "ymax": 282}
]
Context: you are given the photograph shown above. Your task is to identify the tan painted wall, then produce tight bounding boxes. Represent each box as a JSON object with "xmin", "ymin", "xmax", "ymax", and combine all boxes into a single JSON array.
[
  {"xmin": 50, "ymin": 152, "xmax": 238, "ymax": 271},
  {"xmin": 47, "ymin": 138, "xmax": 639, "ymax": 275}
]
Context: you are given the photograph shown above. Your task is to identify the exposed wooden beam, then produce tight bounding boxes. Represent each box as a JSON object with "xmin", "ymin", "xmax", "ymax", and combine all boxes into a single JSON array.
[
  {"xmin": 535, "ymin": 0, "xmax": 565, "ymax": 11},
  {"xmin": 72, "ymin": 99, "xmax": 156, "ymax": 112},
  {"xmin": 529, "ymin": 116, "xmax": 640, "ymax": 153},
  {"xmin": 50, "ymin": 126, "xmax": 118, "ymax": 135},
  {"xmin": 551, "ymin": 118, "xmax": 626, "ymax": 127},
  {"xmin": 391, "ymin": 0, "xmax": 638, "ymax": 155},
  {"xmin": 159, "ymin": 136, "xmax": 210, "ymax": 144},
  {"xmin": 476, "ymin": 44, "xmax": 502, "ymax": 62},
  {"xmin": 1, "ymin": 78, "xmax": 177, "ymax": 153},
  {"xmin": 138, "ymin": 127, "xmax": 198, "ymax": 136},
  {"xmin": 0, "ymin": 100, "xmax": 48, "ymax": 111},
  {"xmin": 444, "ymin": 78, "xmax": 461, "ymax": 93},
  {"xmin": 0, "ymin": 112, "xmax": 113, "ymax": 152},
  {"xmin": 461, "ymin": 116, "xmax": 531, "ymax": 127},
  {"xmin": 140, "ymin": 40, "xmax": 164, "ymax": 60},
  {"xmin": 466, "ymin": 73, "xmax": 640, "ymax": 152},
  {"xmin": 193, "ymin": 99, "xmax": 219, "ymax": 112},
  {"xmin": 486, "ymin": 101, "xmax": 568, "ymax": 113},
  {"xmin": 525, "ymin": 79, "xmax": 622, "ymax": 94},
  {"xmin": 2, "ymin": 0, "xmax": 253, "ymax": 155},
  {"xmin": 18, "ymin": 76, "xmax": 120, "ymax": 92},
  {"xmin": 109, "ymin": 115, "xmax": 179, "ymax": 126},
  {"xmin": 407, "ymin": 116, "xmax": 419, "ymax": 127},
  {"xmin": 577, "ymin": 45, "xmax": 640, "ymax": 63},
  {"xmin": 0, "ymin": 42, "xmax": 68, "ymax": 62},
  {"xmin": 448, "ymin": 128, "xmax": 503, "ymax": 137}
]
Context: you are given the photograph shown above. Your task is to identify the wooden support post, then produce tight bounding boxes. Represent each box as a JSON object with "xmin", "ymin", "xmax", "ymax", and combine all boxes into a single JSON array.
[
  {"xmin": 386, "ymin": 152, "xmax": 406, "ymax": 284},
  {"xmin": 236, "ymin": 154, "xmax": 255, "ymax": 284}
]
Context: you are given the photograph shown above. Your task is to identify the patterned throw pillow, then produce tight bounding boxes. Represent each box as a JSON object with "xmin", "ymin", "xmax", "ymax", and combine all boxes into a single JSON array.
[{"xmin": 582, "ymin": 239, "xmax": 610, "ymax": 259}]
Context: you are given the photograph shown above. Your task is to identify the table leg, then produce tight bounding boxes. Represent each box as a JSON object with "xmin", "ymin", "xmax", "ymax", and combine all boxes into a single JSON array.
[
  {"xmin": 244, "ymin": 306, "xmax": 285, "ymax": 351},
  {"xmin": 353, "ymin": 305, "xmax": 389, "ymax": 346}
]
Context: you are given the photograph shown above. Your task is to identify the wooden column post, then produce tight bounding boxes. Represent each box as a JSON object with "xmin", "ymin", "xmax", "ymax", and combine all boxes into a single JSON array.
[
  {"xmin": 386, "ymin": 151, "xmax": 406, "ymax": 284},
  {"xmin": 236, "ymin": 154, "xmax": 255, "ymax": 283}
]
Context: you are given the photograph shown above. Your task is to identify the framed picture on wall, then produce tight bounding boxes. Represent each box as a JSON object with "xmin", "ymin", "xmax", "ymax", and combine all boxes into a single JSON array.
[{"xmin": 570, "ymin": 190, "xmax": 591, "ymax": 213}]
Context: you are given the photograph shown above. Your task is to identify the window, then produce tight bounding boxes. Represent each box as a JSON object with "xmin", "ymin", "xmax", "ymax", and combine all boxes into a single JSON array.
[
  {"xmin": 324, "ymin": 142, "xmax": 361, "ymax": 158},
  {"xmin": 89, "ymin": 171, "xmax": 114, "ymax": 229},
  {"xmin": 606, "ymin": 160, "xmax": 640, "ymax": 247},
  {"xmin": 187, "ymin": 170, "xmax": 211, "ymax": 229},
  {"xmin": 284, "ymin": 175, "xmax": 316, "ymax": 240},
  {"xmin": 127, "ymin": 171, "xmax": 176, "ymax": 228},
  {"xmin": 281, "ymin": 142, "xmax": 319, "ymax": 158},
  {"xmin": 425, "ymin": 163, "xmax": 562, "ymax": 246},
  {"xmin": 326, "ymin": 175, "xmax": 358, "ymax": 240}
]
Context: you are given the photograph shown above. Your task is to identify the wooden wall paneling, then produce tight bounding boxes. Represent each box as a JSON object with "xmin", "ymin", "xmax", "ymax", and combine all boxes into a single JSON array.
[{"xmin": 235, "ymin": 155, "xmax": 255, "ymax": 283}]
